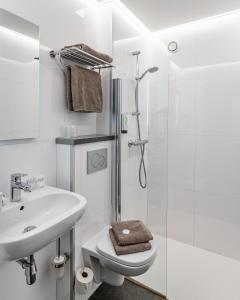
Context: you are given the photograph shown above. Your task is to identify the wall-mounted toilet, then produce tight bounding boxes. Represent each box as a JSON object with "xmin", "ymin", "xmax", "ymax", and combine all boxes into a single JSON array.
[{"xmin": 82, "ymin": 227, "xmax": 157, "ymax": 286}]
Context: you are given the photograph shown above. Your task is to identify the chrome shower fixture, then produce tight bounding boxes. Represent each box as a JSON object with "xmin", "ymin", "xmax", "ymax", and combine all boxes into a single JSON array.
[
  {"xmin": 131, "ymin": 50, "xmax": 141, "ymax": 56},
  {"xmin": 138, "ymin": 66, "xmax": 159, "ymax": 81},
  {"xmin": 129, "ymin": 51, "xmax": 159, "ymax": 189}
]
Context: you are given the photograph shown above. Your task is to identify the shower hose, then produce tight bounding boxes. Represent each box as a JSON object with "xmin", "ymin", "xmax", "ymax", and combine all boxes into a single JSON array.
[{"xmin": 135, "ymin": 86, "xmax": 147, "ymax": 189}]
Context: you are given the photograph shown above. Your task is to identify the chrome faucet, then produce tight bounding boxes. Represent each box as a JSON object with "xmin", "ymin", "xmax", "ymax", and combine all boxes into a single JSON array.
[{"xmin": 10, "ymin": 173, "xmax": 31, "ymax": 202}]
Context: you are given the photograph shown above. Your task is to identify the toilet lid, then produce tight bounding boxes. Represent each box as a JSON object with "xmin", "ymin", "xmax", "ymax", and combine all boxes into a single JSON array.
[{"xmin": 96, "ymin": 231, "xmax": 157, "ymax": 267}]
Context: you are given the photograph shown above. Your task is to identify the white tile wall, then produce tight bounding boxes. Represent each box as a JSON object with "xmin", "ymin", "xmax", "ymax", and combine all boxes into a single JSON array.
[
  {"xmin": 158, "ymin": 11, "xmax": 240, "ymax": 262},
  {"xmin": 196, "ymin": 77, "xmax": 240, "ymax": 136},
  {"xmin": 0, "ymin": 1, "xmax": 112, "ymax": 300},
  {"xmin": 168, "ymin": 134, "xmax": 195, "ymax": 190},
  {"xmin": 167, "ymin": 187, "xmax": 195, "ymax": 245},
  {"xmin": 147, "ymin": 184, "xmax": 167, "ymax": 236},
  {"xmin": 195, "ymin": 136, "xmax": 240, "ymax": 198},
  {"xmin": 168, "ymin": 79, "xmax": 196, "ymax": 135}
]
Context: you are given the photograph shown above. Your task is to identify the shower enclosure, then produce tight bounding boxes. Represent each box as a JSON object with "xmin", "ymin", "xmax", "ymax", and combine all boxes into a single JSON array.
[
  {"xmin": 112, "ymin": 34, "xmax": 169, "ymax": 296},
  {"xmin": 113, "ymin": 8, "xmax": 240, "ymax": 300}
]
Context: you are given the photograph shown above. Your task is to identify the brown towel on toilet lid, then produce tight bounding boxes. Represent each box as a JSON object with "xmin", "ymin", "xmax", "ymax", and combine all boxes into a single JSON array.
[
  {"xmin": 111, "ymin": 220, "xmax": 153, "ymax": 246},
  {"xmin": 109, "ymin": 229, "xmax": 151, "ymax": 256},
  {"xmin": 69, "ymin": 65, "xmax": 103, "ymax": 113}
]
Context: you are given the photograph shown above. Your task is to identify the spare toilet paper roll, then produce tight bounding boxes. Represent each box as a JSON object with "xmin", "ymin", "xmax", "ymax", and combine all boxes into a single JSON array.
[{"xmin": 75, "ymin": 267, "xmax": 94, "ymax": 295}]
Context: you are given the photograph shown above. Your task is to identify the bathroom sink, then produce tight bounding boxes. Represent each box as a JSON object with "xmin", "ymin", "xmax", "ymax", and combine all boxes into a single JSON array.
[{"xmin": 0, "ymin": 186, "xmax": 87, "ymax": 262}]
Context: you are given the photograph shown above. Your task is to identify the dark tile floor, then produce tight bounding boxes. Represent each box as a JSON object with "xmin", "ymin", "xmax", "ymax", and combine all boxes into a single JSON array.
[{"xmin": 89, "ymin": 279, "xmax": 165, "ymax": 300}]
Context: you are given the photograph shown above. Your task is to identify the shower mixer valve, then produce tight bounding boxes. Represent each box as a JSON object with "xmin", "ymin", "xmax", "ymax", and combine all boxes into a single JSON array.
[{"xmin": 128, "ymin": 139, "xmax": 149, "ymax": 148}]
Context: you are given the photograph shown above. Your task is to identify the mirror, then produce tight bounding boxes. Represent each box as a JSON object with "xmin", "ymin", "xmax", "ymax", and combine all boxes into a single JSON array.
[{"xmin": 0, "ymin": 9, "xmax": 39, "ymax": 140}]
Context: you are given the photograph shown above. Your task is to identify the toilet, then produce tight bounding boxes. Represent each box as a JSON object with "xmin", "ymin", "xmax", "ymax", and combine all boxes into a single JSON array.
[{"xmin": 82, "ymin": 227, "xmax": 157, "ymax": 286}]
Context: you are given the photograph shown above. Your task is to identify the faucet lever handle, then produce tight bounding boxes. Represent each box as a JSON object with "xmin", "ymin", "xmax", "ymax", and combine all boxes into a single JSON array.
[{"xmin": 11, "ymin": 173, "xmax": 28, "ymax": 183}]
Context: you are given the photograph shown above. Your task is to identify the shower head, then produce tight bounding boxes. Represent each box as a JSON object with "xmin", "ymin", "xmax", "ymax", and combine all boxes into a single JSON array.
[
  {"xmin": 132, "ymin": 50, "xmax": 141, "ymax": 56},
  {"xmin": 138, "ymin": 66, "xmax": 159, "ymax": 81}
]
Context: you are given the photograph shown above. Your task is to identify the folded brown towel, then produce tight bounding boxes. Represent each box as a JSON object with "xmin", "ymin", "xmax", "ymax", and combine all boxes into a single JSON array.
[
  {"xmin": 109, "ymin": 229, "xmax": 151, "ymax": 256},
  {"xmin": 111, "ymin": 220, "xmax": 153, "ymax": 246},
  {"xmin": 67, "ymin": 65, "xmax": 103, "ymax": 113},
  {"xmin": 64, "ymin": 43, "xmax": 113, "ymax": 63}
]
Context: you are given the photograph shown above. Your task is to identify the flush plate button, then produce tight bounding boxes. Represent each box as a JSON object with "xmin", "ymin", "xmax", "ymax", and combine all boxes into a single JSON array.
[{"xmin": 87, "ymin": 148, "xmax": 107, "ymax": 174}]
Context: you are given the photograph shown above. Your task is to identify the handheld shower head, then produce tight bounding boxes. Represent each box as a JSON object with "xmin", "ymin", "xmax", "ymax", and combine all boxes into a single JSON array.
[
  {"xmin": 148, "ymin": 66, "xmax": 159, "ymax": 73},
  {"xmin": 132, "ymin": 50, "xmax": 141, "ymax": 56},
  {"xmin": 138, "ymin": 66, "xmax": 159, "ymax": 81}
]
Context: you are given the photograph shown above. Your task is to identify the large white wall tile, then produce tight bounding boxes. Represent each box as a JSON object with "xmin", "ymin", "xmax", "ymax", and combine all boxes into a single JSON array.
[
  {"xmin": 147, "ymin": 184, "xmax": 168, "ymax": 236},
  {"xmin": 168, "ymin": 79, "xmax": 196, "ymax": 135},
  {"xmin": 196, "ymin": 77, "xmax": 240, "ymax": 136},
  {"xmin": 195, "ymin": 136, "xmax": 240, "ymax": 198},
  {"xmin": 168, "ymin": 134, "xmax": 195, "ymax": 190},
  {"xmin": 168, "ymin": 187, "xmax": 195, "ymax": 245},
  {"xmin": 148, "ymin": 141, "xmax": 168, "ymax": 186}
]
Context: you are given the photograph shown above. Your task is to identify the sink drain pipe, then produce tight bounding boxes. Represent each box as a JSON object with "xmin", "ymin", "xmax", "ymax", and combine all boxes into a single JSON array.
[
  {"xmin": 17, "ymin": 254, "xmax": 37, "ymax": 285},
  {"xmin": 16, "ymin": 238, "xmax": 69, "ymax": 285},
  {"xmin": 16, "ymin": 225, "xmax": 38, "ymax": 285}
]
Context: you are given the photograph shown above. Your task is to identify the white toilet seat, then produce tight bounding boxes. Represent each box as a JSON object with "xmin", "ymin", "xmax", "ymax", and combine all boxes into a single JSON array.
[
  {"xmin": 82, "ymin": 226, "xmax": 157, "ymax": 284},
  {"xmin": 96, "ymin": 230, "xmax": 157, "ymax": 268}
]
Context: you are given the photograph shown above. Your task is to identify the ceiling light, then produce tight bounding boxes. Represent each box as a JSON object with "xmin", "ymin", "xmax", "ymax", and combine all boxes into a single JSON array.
[
  {"xmin": 102, "ymin": 0, "xmax": 150, "ymax": 34},
  {"xmin": 0, "ymin": 26, "xmax": 38, "ymax": 45},
  {"xmin": 112, "ymin": 0, "xmax": 150, "ymax": 34},
  {"xmin": 78, "ymin": 0, "xmax": 99, "ymax": 8},
  {"xmin": 76, "ymin": 0, "xmax": 99, "ymax": 17},
  {"xmin": 76, "ymin": 0, "xmax": 150, "ymax": 35},
  {"xmin": 154, "ymin": 8, "xmax": 240, "ymax": 34}
]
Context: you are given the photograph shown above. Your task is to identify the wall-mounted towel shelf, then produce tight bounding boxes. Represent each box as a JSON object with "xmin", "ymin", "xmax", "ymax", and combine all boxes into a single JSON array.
[{"xmin": 49, "ymin": 47, "xmax": 114, "ymax": 70}]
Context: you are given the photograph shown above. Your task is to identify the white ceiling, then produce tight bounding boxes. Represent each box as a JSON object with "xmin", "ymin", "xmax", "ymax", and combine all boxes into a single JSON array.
[{"xmin": 119, "ymin": 0, "xmax": 240, "ymax": 31}]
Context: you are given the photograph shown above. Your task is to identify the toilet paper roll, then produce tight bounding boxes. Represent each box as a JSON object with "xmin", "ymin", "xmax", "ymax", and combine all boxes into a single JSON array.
[{"xmin": 75, "ymin": 267, "xmax": 94, "ymax": 295}]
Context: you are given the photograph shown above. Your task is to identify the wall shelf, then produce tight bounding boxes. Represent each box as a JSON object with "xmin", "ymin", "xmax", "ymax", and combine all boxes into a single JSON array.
[{"xmin": 49, "ymin": 47, "xmax": 114, "ymax": 70}]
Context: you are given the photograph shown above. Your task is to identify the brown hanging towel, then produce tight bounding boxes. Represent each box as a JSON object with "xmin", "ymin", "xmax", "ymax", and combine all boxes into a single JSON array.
[{"xmin": 67, "ymin": 65, "xmax": 103, "ymax": 113}]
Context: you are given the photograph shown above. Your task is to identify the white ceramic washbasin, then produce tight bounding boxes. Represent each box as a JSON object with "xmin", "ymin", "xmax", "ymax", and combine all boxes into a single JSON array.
[{"xmin": 0, "ymin": 186, "xmax": 87, "ymax": 262}]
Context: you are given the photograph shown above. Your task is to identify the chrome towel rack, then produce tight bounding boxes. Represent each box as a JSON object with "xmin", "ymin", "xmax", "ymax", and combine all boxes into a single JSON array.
[{"xmin": 49, "ymin": 46, "xmax": 114, "ymax": 71}]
